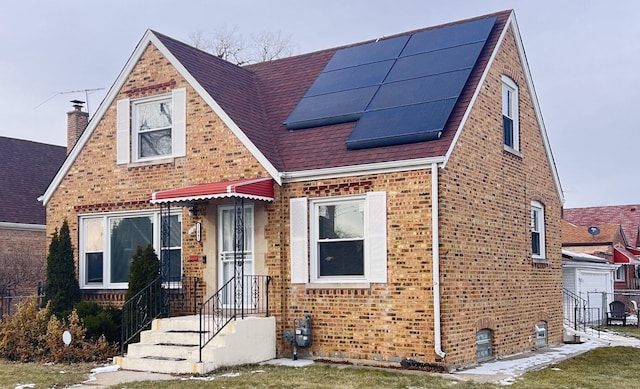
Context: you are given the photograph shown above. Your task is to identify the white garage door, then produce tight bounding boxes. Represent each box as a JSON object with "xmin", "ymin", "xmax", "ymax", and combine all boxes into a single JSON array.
[{"xmin": 579, "ymin": 271, "xmax": 609, "ymax": 319}]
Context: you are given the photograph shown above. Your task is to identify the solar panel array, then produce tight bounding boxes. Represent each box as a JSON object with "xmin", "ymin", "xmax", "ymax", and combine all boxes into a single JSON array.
[{"xmin": 283, "ymin": 16, "xmax": 496, "ymax": 150}]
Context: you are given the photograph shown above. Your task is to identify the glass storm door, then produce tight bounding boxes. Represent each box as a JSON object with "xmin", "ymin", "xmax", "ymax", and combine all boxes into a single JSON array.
[{"xmin": 218, "ymin": 204, "xmax": 254, "ymax": 305}]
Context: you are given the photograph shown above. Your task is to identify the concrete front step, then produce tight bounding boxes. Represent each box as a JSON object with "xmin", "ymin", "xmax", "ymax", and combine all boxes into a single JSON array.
[{"xmin": 116, "ymin": 315, "xmax": 276, "ymax": 375}]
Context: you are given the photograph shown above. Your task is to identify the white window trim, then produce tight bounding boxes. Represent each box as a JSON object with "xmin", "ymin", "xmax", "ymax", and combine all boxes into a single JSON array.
[
  {"xmin": 78, "ymin": 209, "xmax": 182, "ymax": 289},
  {"xmin": 116, "ymin": 88, "xmax": 186, "ymax": 165},
  {"xmin": 531, "ymin": 201, "xmax": 545, "ymax": 260},
  {"xmin": 615, "ymin": 265, "xmax": 625, "ymax": 282},
  {"xmin": 502, "ymin": 75, "xmax": 519, "ymax": 153},
  {"xmin": 290, "ymin": 192, "xmax": 387, "ymax": 286}
]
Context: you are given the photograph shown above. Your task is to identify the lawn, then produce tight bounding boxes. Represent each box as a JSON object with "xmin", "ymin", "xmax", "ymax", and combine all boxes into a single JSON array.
[{"xmin": 2, "ymin": 346, "xmax": 639, "ymax": 388}]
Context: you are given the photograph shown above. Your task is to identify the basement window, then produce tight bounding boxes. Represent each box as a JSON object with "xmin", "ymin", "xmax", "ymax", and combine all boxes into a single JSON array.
[
  {"xmin": 535, "ymin": 322, "xmax": 548, "ymax": 348},
  {"xmin": 476, "ymin": 329, "xmax": 493, "ymax": 362}
]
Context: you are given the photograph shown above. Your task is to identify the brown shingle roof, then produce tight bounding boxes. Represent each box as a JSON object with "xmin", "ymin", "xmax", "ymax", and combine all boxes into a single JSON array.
[
  {"xmin": 157, "ymin": 10, "xmax": 511, "ymax": 172},
  {"xmin": 0, "ymin": 137, "xmax": 66, "ymax": 225},
  {"xmin": 561, "ymin": 219, "xmax": 621, "ymax": 245},
  {"xmin": 564, "ymin": 205, "xmax": 640, "ymax": 247}
]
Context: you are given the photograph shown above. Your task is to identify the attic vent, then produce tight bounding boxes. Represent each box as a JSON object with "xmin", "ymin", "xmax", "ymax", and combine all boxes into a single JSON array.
[{"xmin": 283, "ymin": 16, "xmax": 497, "ymax": 150}]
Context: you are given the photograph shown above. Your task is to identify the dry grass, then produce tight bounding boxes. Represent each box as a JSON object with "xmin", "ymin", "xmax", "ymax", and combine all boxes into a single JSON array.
[
  {"xmin": 2, "ymin": 346, "xmax": 639, "ymax": 388},
  {"xmin": 0, "ymin": 361, "xmax": 94, "ymax": 389}
]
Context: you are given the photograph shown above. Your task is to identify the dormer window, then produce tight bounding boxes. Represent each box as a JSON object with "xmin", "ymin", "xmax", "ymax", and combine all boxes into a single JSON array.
[
  {"xmin": 116, "ymin": 88, "xmax": 186, "ymax": 164},
  {"xmin": 502, "ymin": 76, "xmax": 519, "ymax": 152}
]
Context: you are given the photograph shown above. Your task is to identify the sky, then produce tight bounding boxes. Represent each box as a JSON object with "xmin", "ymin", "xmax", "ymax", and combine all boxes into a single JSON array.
[{"xmin": 1, "ymin": 0, "xmax": 639, "ymax": 209}]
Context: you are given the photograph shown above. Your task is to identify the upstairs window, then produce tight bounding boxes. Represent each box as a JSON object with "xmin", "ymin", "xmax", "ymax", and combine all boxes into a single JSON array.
[
  {"xmin": 531, "ymin": 201, "xmax": 545, "ymax": 260},
  {"xmin": 117, "ymin": 88, "xmax": 186, "ymax": 164},
  {"xmin": 502, "ymin": 76, "xmax": 519, "ymax": 151},
  {"xmin": 134, "ymin": 97, "xmax": 173, "ymax": 159},
  {"xmin": 615, "ymin": 265, "xmax": 625, "ymax": 282}
]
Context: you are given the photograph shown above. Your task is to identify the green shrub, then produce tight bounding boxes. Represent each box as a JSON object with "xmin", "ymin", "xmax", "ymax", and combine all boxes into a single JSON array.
[
  {"xmin": 43, "ymin": 220, "xmax": 81, "ymax": 318},
  {"xmin": 75, "ymin": 301, "xmax": 121, "ymax": 344},
  {"xmin": 126, "ymin": 244, "xmax": 160, "ymax": 301}
]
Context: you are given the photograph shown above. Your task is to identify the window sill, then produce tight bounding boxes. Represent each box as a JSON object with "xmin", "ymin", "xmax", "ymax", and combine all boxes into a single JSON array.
[
  {"xmin": 532, "ymin": 257, "xmax": 548, "ymax": 264},
  {"xmin": 305, "ymin": 282, "xmax": 371, "ymax": 290},
  {"xmin": 503, "ymin": 145, "xmax": 523, "ymax": 158},
  {"xmin": 125, "ymin": 156, "xmax": 177, "ymax": 168}
]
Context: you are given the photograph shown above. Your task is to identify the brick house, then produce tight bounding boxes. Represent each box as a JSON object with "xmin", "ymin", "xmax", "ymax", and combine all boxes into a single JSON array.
[
  {"xmin": 0, "ymin": 136, "xmax": 66, "ymax": 311},
  {"xmin": 41, "ymin": 10, "xmax": 563, "ymax": 371},
  {"xmin": 564, "ymin": 206, "xmax": 640, "ymax": 290}
]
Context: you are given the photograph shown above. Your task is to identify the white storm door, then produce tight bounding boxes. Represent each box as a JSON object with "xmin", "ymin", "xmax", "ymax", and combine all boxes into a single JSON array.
[{"xmin": 218, "ymin": 204, "xmax": 254, "ymax": 305}]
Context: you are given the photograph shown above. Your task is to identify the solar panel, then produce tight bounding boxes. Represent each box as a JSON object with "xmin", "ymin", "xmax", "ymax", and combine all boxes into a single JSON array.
[
  {"xmin": 284, "ymin": 86, "xmax": 377, "ymax": 130},
  {"xmin": 385, "ymin": 42, "xmax": 484, "ymax": 83},
  {"xmin": 346, "ymin": 100, "xmax": 454, "ymax": 149},
  {"xmin": 401, "ymin": 16, "xmax": 496, "ymax": 57},
  {"xmin": 367, "ymin": 69, "xmax": 471, "ymax": 111},
  {"xmin": 323, "ymin": 35, "xmax": 409, "ymax": 72},
  {"xmin": 284, "ymin": 15, "xmax": 496, "ymax": 148},
  {"xmin": 306, "ymin": 60, "xmax": 395, "ymax": 96}
]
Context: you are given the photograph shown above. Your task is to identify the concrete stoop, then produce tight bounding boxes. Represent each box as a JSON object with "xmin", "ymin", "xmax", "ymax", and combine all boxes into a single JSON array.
[{"xmin": 114, "ymin": 315, "xmax": 276, "ymax": 374}]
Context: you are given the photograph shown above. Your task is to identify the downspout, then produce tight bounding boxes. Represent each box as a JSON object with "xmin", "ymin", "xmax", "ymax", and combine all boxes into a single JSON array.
[{"xmin": 432, "ymin": 162, "xmax": 446, "ymax": 359}]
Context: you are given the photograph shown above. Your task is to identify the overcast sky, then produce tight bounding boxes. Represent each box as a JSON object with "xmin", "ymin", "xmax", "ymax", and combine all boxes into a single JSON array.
[{"xmin": 1, "ymin": 1, "xmax": 638, "ymax": 209}]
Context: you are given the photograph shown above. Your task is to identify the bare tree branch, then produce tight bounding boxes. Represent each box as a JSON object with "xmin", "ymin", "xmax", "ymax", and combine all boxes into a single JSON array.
[{"xmin": 188, "ymin": 26, "xmax": 296, "ymax": 65}]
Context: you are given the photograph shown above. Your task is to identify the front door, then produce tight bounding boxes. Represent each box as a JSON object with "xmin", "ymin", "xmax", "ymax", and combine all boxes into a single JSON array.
[{"xmin": 218, "ymin": 204, "xmax": 254, "ymax": 305}]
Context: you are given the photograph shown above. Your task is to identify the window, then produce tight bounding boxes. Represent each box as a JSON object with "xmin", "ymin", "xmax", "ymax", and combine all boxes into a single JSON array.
[
  {"xmin": 134, "ymin": 97, "xmax": 173, "ymax": 159},
  {"xmin": 615, "ymin": 265, "xmax": 625, "ymax": 282},
  {"xmin": 79, "ymin": 211, "xmax": 181, "ymax": 288},
  {"xmin": 531, "ymin": 201, "xmax": 545, "ymax": 259},
  {"xmin": 116, "ymin": 88, "xmax": 186, "ymax": 164},
  {"xmin": 476, "ymin": 329, "xmax": 493, "ymax": 361},
  {"xmin": 502, "ymin": 76, "xmax": 519, "ymax": 151},
  {"xmin": 290, "ymin": 192, "xmax": 387, "ymax": 285},
  {"xmin": 535, "ymin": 322, "xmax": 548, "ymax": 348}
]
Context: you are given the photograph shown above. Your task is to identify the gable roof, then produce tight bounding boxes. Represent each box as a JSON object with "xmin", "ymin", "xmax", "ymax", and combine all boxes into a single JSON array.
[
  {"xmin": 564, "ymin": 205, "xmax": 640, "ymax": 247},
  {"xmin": 561, "ymin": 219, "xmax": 623, "ymax": 246},
  {"xmin": 41, "ymin": 9, "xmax": 563, "ymax": 205},
  {"xmin": 0, "ymin": 137, "xmax": 65, "ymax": 225}
]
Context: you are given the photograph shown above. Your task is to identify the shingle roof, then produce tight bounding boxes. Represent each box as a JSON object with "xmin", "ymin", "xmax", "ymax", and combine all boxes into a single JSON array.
[
  {"xmin": 0, "ymin": 137, "xmax": 66, "ymax": 225},
  {"xmin": 561, "ymin": 219, "xmax": 622, "ymax": 245},
  {"xmin": 564, "ymin": 205, "xmax": 640, "ymax": 247},
  {"xmin": 157, "ymin": 10, "xmax": 511, "ymax": 172}
]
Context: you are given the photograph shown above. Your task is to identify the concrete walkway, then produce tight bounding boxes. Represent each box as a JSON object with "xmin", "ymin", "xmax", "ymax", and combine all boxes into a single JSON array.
[{"xmin": 70, "ymin": 331, "xmax": 640, "ymax": 388}]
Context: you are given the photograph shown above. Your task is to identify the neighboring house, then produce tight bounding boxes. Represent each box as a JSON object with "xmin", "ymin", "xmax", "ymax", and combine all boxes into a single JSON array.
[
  {"xmin": 563, "ymin": 208, "xmax": 640, "ymax": 290},
  {"xmin": 41, "ymin": 10, "xmax": 564, "ymax": 370},
  {"xmin": 0, "ymin": 136, "xmax": 66, "ymax": 310}
]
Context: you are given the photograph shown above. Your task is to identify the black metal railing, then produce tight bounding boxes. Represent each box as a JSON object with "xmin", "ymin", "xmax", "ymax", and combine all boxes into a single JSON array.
[
  {"xmin": 563, "ymin": 288, "xmax": 601, "ymax": 337},
  {"xmin": 121, "ymin": 276, "xmax": 166, "ymax": 354},
  {"xmin": 199, "ymin": 275, "xmax": 271, "ymax": 362}
]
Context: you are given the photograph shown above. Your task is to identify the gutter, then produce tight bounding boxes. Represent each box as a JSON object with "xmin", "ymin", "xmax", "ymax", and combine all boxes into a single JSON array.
[{"xmin": 432, "ymin": 162, "xmax": 446, "ymax": 359}]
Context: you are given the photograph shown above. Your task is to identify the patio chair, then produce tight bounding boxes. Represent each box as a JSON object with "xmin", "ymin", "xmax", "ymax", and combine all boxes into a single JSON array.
[{"xmin": 607, "ymin": 301, "xmax": 627, "ymax": 325}]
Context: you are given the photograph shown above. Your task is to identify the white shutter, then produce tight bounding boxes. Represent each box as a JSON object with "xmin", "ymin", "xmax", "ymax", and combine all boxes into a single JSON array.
[
  {"xmin": 116, "ymin": 98, "xmax": 130, "ymax": 164},
  {"xmin": 290, "ymin": 197, "xmax": 308, "ymax": 284},
  {"xmin": 172, "ymin": 88, "xmax": 187, "ymax": 157},
  {"xmin": 367, "ymin": 191, "xmax": 387, "ymax": 283}
]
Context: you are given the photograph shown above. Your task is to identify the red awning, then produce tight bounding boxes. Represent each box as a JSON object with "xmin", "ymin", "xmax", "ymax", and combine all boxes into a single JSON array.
[
  {"xmin": 613, "ymin": 244, "xmax": 640, "ymax": 264},
  {"xmin": 150, "ymin": 178, "xmax": 274, "ymax": 204}
]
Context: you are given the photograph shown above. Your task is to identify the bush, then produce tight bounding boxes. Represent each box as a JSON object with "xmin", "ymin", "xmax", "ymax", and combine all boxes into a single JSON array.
[
  {"xmin": 126, "ymin": 244, "xmax": 160, "ymax": 301},
  {"xmin": 75, "ymin": 301, "xmax": 121, "ymax": 344},
  {"xmin": 43, "ymin": 220, "xmax": 81, "ymax": 318},
  {"xmin": 0, "ymin": 296, "xmax": 116, "ymax": 363}
]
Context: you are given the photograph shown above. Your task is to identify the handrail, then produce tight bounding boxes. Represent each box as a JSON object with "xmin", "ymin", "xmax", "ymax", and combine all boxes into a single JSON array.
[
  {"xmin": 562, "ymin": 288, "xmax": 601, "ymax": 337},
  {"xmin": 199, "ymin": 275, "xmax": 271, "ymax": 362},
  {"xmin": 121, "ymin": 276, "xmax": 166, "ymax": 354}
]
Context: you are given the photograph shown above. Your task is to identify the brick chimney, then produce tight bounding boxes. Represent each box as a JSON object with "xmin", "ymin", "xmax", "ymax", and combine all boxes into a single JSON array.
[{"xmin": 67, "ymin": 100, "xmax": 89, "ymax": 154}]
